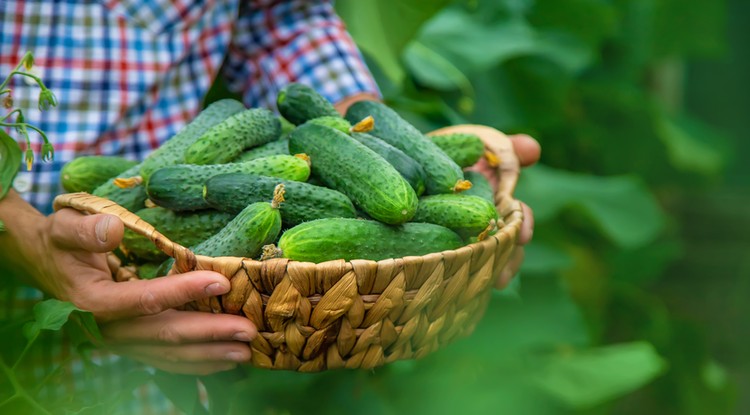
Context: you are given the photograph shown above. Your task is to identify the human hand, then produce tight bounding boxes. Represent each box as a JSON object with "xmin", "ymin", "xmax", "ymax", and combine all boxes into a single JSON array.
[
  {"xmin": 32, "ymin": 208, "xmax": 257, "ymax": 375},
  {"xmin": 469, "ymin": 133, "xmax": 540, "ymax": 289}
]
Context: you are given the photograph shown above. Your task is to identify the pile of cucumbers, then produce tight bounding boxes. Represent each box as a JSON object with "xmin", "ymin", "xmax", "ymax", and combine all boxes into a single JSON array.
[{"xmin": 60, "ymin": 84, "xmax": 499, "ymax": 277}]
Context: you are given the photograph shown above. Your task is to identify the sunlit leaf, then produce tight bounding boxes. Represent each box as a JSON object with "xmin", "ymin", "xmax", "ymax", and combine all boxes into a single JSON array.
[
  {"xmin": 516, "ymin": 165, "xmax": 666, "ymax": 248},
  {"xmin": 336, "ymin": 0, "xmax": 451, "ymax": 83},
  {"xmin": 0, "ymin": 129, "xmax": 21, "ymax": 199},
  {"xmin": 529, "ymin": 342, "xmax": 667, "ymax": 409},
  {"xmin": 657, "ymin": 114, "xmax": 730, "ymax": 175},
  {"xmin": 22, "ymin": 299, "xmax": 79, "ymax": 340}
]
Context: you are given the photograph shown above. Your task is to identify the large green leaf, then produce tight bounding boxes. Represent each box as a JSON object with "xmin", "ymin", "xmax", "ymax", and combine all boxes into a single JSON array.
[
  {"xmin": 0, "ymin": 129, "xmax": 21, "ymax": 200},
  {"xmin": 23, "ymin": 299, "xmax": 79, "ymax": 340},
  {"xmin": 657, "ymin": 114, "xmax": 730, "ymax": 176},
  {"xmin": 336, "ymin": 0, "xmax": 451, "ymax": 83},
  {"xmin": 529, "ymin": 342, "xmax": 667, "ymax": 409},
  {"xmin": 516, "ymin": 165, "xmax": 666, "ymax": 248}
]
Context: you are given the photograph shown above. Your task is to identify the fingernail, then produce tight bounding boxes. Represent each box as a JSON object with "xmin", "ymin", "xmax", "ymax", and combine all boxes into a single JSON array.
[
  {"xmin": 204, "ymin": 282, "xmax": 228, "ymax": 296},
  {"xmin": 95, "ymin": 216, "xmax": 110, "ymax": 243},
  {"xmin": 226, "ymin": 351, "xmax": 248, "ymax": 362},
  {"xmin": 233, "ymin": 332, "xmax": 252, "ymax": 342}
]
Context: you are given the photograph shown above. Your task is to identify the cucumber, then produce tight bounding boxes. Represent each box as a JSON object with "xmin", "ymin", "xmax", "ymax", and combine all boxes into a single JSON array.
[
  {"xmin": 121, "ymin": 207, "xmax": 235, "ymax": 262},
  {"xmin": 146, "ymin": 154, "xmax": 310, "ymax": 211},
  {"xmin": 412, "ymin": 194, "xmax": 498, "ymax": 241},
  {"xmin": 140, "ymin": 99, "xmax": 245, "ymax": 181},
  {"xmin": 345, "ymin": 101, "xmax": 469, "ymax": 195},
  {"xmin": 351, "ymin": 132, "xmax": 426, "ymax": 196},
  {"xmin": 203, "ymin": 172, "xmax": 356, "ymax": 226},
  {"xmin": 191, "ymin": 185, "xmax": 284, "ymax": 258},
  {"xmin": 61, "ymin": 156, "xmax": 138, "ymax": 193},
  {"xmin": 278, "ymin": 218, "xmax": 463, "ymax": 263},
  {"xmin": 288, "ymin": 123, "xmax": 417, "ymax": 225},
  {"xmin": 307, "ymin": 116, "xmax": 351, "ymax": 134},
  {"xmin": 277, "ymin": 83, "xmax": 340, "ymax": 125},
  {"xmin": 233, "ymin": 139, "xmax": 289, "ymax": 163},
  {"xmin": 92, "ymin": 164, "xmax": 149, "ymax": 212},
  {"xmin": 462, "ymin": 171, "xmax": 494, "ymax": 204},
  {"xmin": 430, "ymin": 132, "xmax": 485, "ymax": 168},
  {"xmin": 184, "ymin": 108, "xmax": 281, "ymax": 165}
]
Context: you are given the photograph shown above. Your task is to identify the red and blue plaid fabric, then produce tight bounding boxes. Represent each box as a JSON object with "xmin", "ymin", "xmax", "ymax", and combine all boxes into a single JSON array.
[{"xmin": 0, "ymin": 0, "xmax": 378, "ymax": 412}]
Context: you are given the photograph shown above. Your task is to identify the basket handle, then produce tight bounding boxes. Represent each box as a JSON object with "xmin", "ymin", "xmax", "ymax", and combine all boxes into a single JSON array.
[
  {"xmin": 426, "ymin": 124, "xmax": 520, "ymax": 204},
  {"xmin": 52, "ymin": 193, "xmax": 197, "ymax": 273}
]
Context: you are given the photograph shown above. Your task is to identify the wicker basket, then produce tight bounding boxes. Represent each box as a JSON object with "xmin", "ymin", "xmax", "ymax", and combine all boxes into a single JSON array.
[{"xmin": 52, "ymin": 125, "xmax": 523, "ymax": 372}]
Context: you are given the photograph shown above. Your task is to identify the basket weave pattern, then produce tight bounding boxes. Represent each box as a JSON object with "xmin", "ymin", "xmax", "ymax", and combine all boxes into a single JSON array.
[{"xmin": 53, "ymin": 125, "xmax": 523, "ymax": 372}]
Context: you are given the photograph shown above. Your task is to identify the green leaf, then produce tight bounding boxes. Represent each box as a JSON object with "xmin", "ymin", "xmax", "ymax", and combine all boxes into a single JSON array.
[
  {"xmin": 153, "ymin": 371, "xmax": 207, "ymax": 415},
  {"xmin": 0, "ymin": 129, "xmax": 22, "ymax": 200},
  {"xmin": 516, "ymin": 165, "xmax": 666, "ymax": 248},
  {"xmin": 522, "ymin": 242, "xmax": 574, "ymax": 274},
  {"xmin": 529, "ymin": 342, "xmax": 667, "ymax": 409},
  {"xmin": 402, "ymin": 41, "xmax": 472, "ymax": 92},
  {"xmin": 657, "ymin": 114, "xmax": 730, "ymax": 175},
  {"xmin": 22, "ymin": 299, "xmax": 80, "ymax": 340},
  {"xmin": 336, "ymin": 0, "xmax": 451, "ymax": 83}
]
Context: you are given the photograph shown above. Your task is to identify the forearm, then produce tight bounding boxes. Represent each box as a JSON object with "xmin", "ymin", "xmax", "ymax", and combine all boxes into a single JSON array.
[{"xmin": 0, "ymin": 190, "xmax": 46, "ymax": 286}]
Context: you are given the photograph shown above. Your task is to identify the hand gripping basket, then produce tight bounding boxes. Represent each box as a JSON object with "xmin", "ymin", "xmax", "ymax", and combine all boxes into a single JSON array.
[{"xmin": 53, "ymin": 125, "xmax": 524, "ymax": 372}]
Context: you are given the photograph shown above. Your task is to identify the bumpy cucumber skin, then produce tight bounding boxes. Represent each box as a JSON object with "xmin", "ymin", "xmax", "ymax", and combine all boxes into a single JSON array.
[
  {"xmin": 462, "ymin": 171, "xmax": 494, "ymax": 204},
  {"xmin": 430, "ymin": 133, "xmax": 485, "ymax": 168},
  {"xmin": 61, "ymin": 156, "xmax": 138, "ymax": 193},
  {"xmin": 140, "ymin": 99, "xmax": 245, "ymax": 180},
  {"xmin": 184, "ymin": 108, "xmax": 281, "ymax": 165},
  {"xmin": 121, "ymin": 207, "xmax": 235, "ymax": 262},
  {"xmin": 413, "ymin": 194, "xmax": 498, "ymax": 240},
  {"xmin": 204, "ymin": 173, "xmax": 356, "ymax": 226},
  {"xmin": 345, "ymin": 101, "xmax": 465, "ymax": 195},
  {"xmin": 351, "ymin": 132, "xmax": 427, "ymax": 196},
  {"xmin": 146, "ymin": 155, "xmax": 310, "ymax": 211},
  {"xmin": 288, "ymin": 123, "xmax": 418, "ymax": 225},
  {"xmin": 233, "ymin": 139, "xmax": 289, "ymax": 162},
  {"xmin": 192, "ymin": 201, "xmax": 282, "ymax": 259},
  {"xmin": 92, "ymin": 164, "xmax": 148, "ymax": 212},
  {"xmin": 308, "ymin": 116, "xmax": 352, "ymax": 134},
  {"xmin": 278, "ymin": 218, "xmax": 463, "ymax": 263},
  {"xmin": 277, "ymin": 83, "xmax": 340, "ymax": 125}
]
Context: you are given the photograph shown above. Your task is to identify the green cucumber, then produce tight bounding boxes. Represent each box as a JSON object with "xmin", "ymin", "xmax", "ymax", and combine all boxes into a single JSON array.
[
  {"xmin": 308, "ymin": 116, "xmax": 351, "ymax": 134},
  {"xmin": 233, "ymin": 139, "xmax": 289, "ymax": 163},
  {"xmin": 351, "ymin": 132, "xmax": 426, "ymax": 196},
  {"xmin": 277, "ymin": 83, "xmax": 340, "ymax": 125},
  {"xmin": 412, "ymin": 194, "xmax": 498, "ymax": 240},
  {"xmin": 430, "ymin": 132, "xmax": 485, "ymax": 168},
  {"xmin": 121, "ymin": 207, "xmax": 235, "ymax": 262},
  {"xmin": 184, "ymin": 108, "xmax": 281, "ymax": 165},
  {"xmin": 61, "ymin": 156, "xmax": 138, "ymax": 193},
  {"xmin": 278, "ymin": 218, "xmax": 463, "ymax": 263},
  {"xmin": 92, "ymin": 164, "xmax": 148, "ymax": 212},
  {"xmin": 462, "ymin": 171, "xmax": 494, "ymax": 204},
  {"xmin": 140, "ymin": 99, "xmax": 246, "ymax": 181},
  {"xmin": 191, "ymin": 185, "xmax": 284, "ymax": 258},
  {"xmin": 146, "ymin": 154, "xmax": 310, "ymax": 211},
  {"xmin": 203, "ymin": 172, "xmax": 356, "ymax": 226},
  {"xmin": 345, "ymin": 101, "xmax": 468, "ymax": 195},
  {"xmin": 288, "ymin": 123, "xmax": 417, "ymax": 225}
]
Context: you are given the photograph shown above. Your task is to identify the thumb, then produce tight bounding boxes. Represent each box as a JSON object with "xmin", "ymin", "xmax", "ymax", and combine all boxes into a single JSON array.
[{"xmin": 49, "ymin": 208, "xmax": 124, "ymax": 253}]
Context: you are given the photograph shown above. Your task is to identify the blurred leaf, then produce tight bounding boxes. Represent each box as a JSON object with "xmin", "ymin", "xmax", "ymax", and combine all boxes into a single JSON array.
[
  {"xmin": 336, "ymin": 0, "xmax": 451, "ymax": 83},
  {"xmin": 0, "ymin": 130, "xmax": 21, "ymax": 199},
  {"xmin": 153, "ymin": 371, "xmax": 206, "ymax": 415},
  {"xmin": 516, "ymin": 165, "xmax": 666, "ymax": 248},
  {"xmin": 652, "ymin": 0, "xmax": 727, "ymax": 58},
  {"xmin": 528, "ymin": 0, "xmax": 619, "ymax": 47},
  {"xmin": 523, "ymin": 241, "xmax": 575, "ymax": 274},
  {"xmin": 403, "ymin": 41, "xmax": 472, "ymax": 92},
  {"xmin": 22, "ymin": 299, "xmax": 79, "ymax": 340},
  {"xmin": 529, "ymin": 341, "xmax": 667, "ymax": 409},
  {"xmin": 657, "ymin": 114, "xmax": 731, "ymax": 176}
]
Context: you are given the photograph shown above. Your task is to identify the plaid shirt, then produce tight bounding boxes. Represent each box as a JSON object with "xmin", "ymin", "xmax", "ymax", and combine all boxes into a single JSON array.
[{"xmin": 0, "ymin": 0, "xmax": 378, "ymax": 412}]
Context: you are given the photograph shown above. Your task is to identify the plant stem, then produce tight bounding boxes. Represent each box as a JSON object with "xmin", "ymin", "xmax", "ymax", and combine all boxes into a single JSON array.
[
  {"xmin": 0, "ymin": 122, "xmax": 49, "ymax": 143},
  {"xmin": 0, "ymin": 60, "xmax": 26, "ymax": 92},
  {"xmin": 11, "ymin": 333, "xmax": 38, "ymax": 371},
  {"xmin": 1, "ymin": 109, "xmax": 22, "ymax": 122}
]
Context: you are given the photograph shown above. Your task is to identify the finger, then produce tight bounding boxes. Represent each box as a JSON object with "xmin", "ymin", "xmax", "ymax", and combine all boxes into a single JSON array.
[
  {"xmin": 129, "ymin": 357, "xmax": 239, "ymax": 376},
  {"xmin": 519, "ymin": 202, "xmax": 534, "ymax": 245},
  {"xmin": 49, "ymin": 209, "xmax": 124, "ymax": 253},
  {"xmin": 112, "ymin": 342, "xmax": 252, "ymax": 365},
  {"xmin": 508, "ymin": 134, "xmax": 541, "ymax": 167},
  {"xmin": 101, "ymin": 309, "xmax": 257, "ymax": 345},
  {"xmin": 496, "ymin": 247, "xmax": 524, "ymax": 289},
  {"xmin": 81, "ymin": 271, "xmax": 231, "ymax": 322}
]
